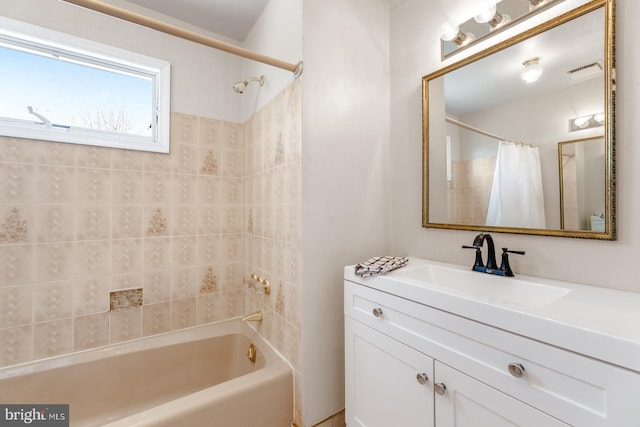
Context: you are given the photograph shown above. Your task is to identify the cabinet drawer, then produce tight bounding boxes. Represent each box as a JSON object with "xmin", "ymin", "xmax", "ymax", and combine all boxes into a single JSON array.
[{"xmin": 345, "ymin": 280, "xmax": 640, "ymax": 426}]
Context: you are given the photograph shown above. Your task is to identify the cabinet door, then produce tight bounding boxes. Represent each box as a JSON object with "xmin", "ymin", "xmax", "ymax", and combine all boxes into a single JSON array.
[
  {"xmin": 345, "ymin": 318, "xmax": 434, "ymax": 427},
  {"xmin": 434, "ymin": 362, "xmax": 568, "ymax": 427}
]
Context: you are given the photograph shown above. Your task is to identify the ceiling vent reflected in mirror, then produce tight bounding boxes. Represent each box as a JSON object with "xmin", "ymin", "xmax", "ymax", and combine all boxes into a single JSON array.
[
  {"xmin": 567, "ymin": 61, "xmax": 604, "ymax": 81},
  {"xmin": 441, "ymin": 0, "xmax": 566, "ymax": 59}
]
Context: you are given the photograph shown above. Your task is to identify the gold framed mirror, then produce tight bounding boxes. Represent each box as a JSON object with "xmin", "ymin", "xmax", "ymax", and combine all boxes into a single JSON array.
[{"xmin": 422, "ymin": 0, "xmax": 615, "ymax": 240}]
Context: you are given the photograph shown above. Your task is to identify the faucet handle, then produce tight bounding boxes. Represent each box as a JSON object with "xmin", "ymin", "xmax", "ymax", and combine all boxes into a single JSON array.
[
  {"xmin": 462, "ymin": 245, "xmax": 484, "ymax": 270},
  {"xmin": 500, "ymin": 248, "xmax": 525, "ymax": 277}
]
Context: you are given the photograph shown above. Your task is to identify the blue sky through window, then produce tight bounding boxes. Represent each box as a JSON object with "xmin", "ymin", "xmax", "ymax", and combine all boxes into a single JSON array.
[{"xmin": 0, "ymin": 45, "xmax": 153, "ymax": 136}]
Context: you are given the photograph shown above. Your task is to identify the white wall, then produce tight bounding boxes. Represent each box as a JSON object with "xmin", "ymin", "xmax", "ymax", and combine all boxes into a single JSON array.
[
  {"xmin": 302, "ymin": 0, "xmax": 391, "ymax": 424},
  {"xmin": 390, "ymin": 0, "xmax": 640, "ymax": 292},
  {"xmin": 242, "ymin": 0, "xmax": 303, "ymax": 121}
]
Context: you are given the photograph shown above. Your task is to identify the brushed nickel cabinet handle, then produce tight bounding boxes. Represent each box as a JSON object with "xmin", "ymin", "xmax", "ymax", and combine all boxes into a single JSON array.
[
  {"xmin": 434, "ymin": 383, "xmax": 447, "ymax": 395},
  {"xmin": 372, "ymin": 308, "xmax": 383, "ymax": 318},
  {"xmin": 416, "ymin": 373, "xmax": 428, "ymax": 385},
  {"xmin": 508, "ymin": 363, "xmax": 525, "ymax": 378}
]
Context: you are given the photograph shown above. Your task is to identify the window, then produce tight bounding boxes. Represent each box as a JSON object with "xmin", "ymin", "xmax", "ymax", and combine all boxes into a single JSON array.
[{"xmin": 0, "ymin": 17, "xmax": 171, "ymax": 153}]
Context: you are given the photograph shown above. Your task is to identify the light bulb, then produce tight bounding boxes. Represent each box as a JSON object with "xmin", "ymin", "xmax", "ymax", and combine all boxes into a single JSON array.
[
  {"xmin": 521, "ymin": 57, "xmax": 543, "ymax": 83},
  {"xmin": 593, "ymin": 112, "xmax": 605, "ymax": 124},
  {"xmin": 474, "ymin": 5, "xmax": 497, "ymax": 24},
  {"xmin": 573, "ymin": 116, "xmax": 592, "ymax": 128},
  {"xmin": 441, "ymin": 22, "xmax": 460, "ymax": 42}
]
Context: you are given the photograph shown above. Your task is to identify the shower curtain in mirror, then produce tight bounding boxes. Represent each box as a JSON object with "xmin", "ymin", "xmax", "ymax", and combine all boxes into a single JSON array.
[{"xmin": 486, "ymin": 141, "xmax": 546, "ymax": 228}]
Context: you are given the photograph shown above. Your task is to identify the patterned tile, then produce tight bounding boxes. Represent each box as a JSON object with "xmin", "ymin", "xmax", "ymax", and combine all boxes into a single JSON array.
[
  {"xmin": 0, "ymin": 164, "xmax": 35, "ymax": 203},
  {"xmin": 35, "ymin": 140, "xmax": 76, "ymax": 167},
  {"xmin": 76, "ymin": 205, "xmax": 111, "ymax": 241},
  {"xmin": 171, "ymin": 206, "xmax": 197, "ymax": 236},
  {"xmin": 198, "ymin": 176, "xmax": 221, "ymax": 205},
  {"xmin": 142, "ymin": 302, "xmax": 170, "ymax": 336},
  {"xmin": 199, "ymin": 266, "xmax": 217, "ymax": 294},
  {"xmin": 33, "ymin": 281, "xmax": 73, "ymax": 322},
  {"xmin": 171, "ymin": 144, "xmax": 198, "ymax": 175},
  {"xmin": 111, "ymin": 205, "xmax": 143, "ymax": 239},
  {"xmin": 144, "ymin": 172, "xmax": 172, "ymax": 204},
  {"xmin": 110, "ymin": 239, "xmax": 142, "ymax": 275},
  {"xmin": 0, "ymin": 206, "xmax": 29, "ymax": 243},
  {"xmin": 74, "ymin": 276, "xmax": 110, "ymax": 316},
  {"xmin": 112, "ymin": 170, "xmax": 143, "ymax": 204},
  {"xmin": 172, "ymin": 174, "xmax": 198, "ymax": 205},
  {"xmin": 198, "ymin": 117, "xmax": 222, "ymax": 147},
  {"xmin": 74, "ymin": 312, "xmax": 109, "ymax": 351},
  {"xmin": 76, "ymin": 146, "xmax": 111, "ymax": 169},
  {"xmin": 170, "ymin": 297, "xmax": 196, "ymax": 330},
  {"xmin": 143, "ymin": 270, "xmax": 171, "ymax": 304},
  {"xmin": 34, "ymin": 242, "xmax": 75, "ymax": 282},
  {"xmin": 145, "ymin": 208, "xmax": 168, "ymax": 237},
  {"xmin": 36, "ymin": 165, "xmax": 76, "ymax": 204},
  {"xmin": 171, "ymin": 112, "xmax": 198, "ymax": 145},
  {"xmin": 0, "ymin": 137, "xmax": 37, "ymax": 164},
  {"xmin": 197, "ymin": 236, "xmax": 221, "ymax": 265},
  {"xmin": 75, "ymin": 240, "xmax": 110, "ymax": 277},
  {"xmin": 143, "ymin": 237, "xmax": 171, "ymax": 271},
  {"xmin": 112, "ymin": 149, "xmax": 144, "ymax": 171},
  {"xmin": 199, "ymin": 149, "xmax": 219, "ymax": 175},
  {"xmin": 34, "ymin": 205, "xmax": 75, "ymax": 243},
  {"xmin": 196, "ymin": 292, "xmax": 223, "ymax": 324},
  {"xmin": 171, "ymin": 267, "xmax": 197, "ymax": 299},
  {"xmin": 33, "ymin": 318, "xmax": 74, "ymax": 359},
  {"xmin": 197, "ymin": 206, "xmax": 220, "ymax": 235},
  {"xmin": 0, "ymin": 325, "xmax": 33, "ymax": 367},
  {"xmin": 0, "ymin": 285, "xmax": 32, "ymax": 329},
  {"xmin": 109, "ymin": 307, "xmax": 142, "ymax": 343},
  {"xmin": 77, "ymin": 168, "xmax": 111, "ymax": 203}
]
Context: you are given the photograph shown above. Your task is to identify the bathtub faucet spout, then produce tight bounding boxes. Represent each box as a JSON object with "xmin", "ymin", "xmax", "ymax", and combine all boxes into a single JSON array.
[{"xmin": 241, "ymin": 310, "xmax": 263, "ymax": 323}]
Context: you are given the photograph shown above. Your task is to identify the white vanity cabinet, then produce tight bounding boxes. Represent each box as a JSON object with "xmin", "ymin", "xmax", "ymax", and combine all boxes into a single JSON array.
[
  {"xmin": 344, "ymin": 263, "xmax": 640, "ymax": 427},
  {"xmin": 433, "ymin": 362, "xmax": 568, "ymax": 427},
  {"xmin": 345, "ymin": 319, "xmax": 434, "ymax": 427}
]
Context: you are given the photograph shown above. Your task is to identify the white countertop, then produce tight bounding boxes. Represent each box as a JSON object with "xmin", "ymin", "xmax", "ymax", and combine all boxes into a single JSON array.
[{"xmin": 344, "ymin": 257, "xmax": 640, "ymax": 373}]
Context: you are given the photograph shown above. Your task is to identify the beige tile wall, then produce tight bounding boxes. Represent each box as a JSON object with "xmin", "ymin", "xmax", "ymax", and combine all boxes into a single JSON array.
[
  {"xmin": 447, "ymin": 157, "xmax": 496, "ymax": 225},
  {"xmin": 0, "ymin": 78, "xmax": 302, "ymax": 425},
  {"xmin": 0, "ymin": 79, "xmax": 300, "ymax": 367},
  {"xmin": 0, "ymin": 111, "xmax": 245, "ymax": 366},
  {"xmin": 242, "ymin": 79, "xmax": 303, "ymax": 425}
]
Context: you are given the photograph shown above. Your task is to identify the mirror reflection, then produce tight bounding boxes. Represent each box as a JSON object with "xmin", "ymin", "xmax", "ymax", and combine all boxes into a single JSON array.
[
  {"xmin": 558, "ymin": 137, "xmax": 605, "ymax": 231},
  {"xmin": 423, "ymin": 0, "xmax": 615, "ymax": 239}
]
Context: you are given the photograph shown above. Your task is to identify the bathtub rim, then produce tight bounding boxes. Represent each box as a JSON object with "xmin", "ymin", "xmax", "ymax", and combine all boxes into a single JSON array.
[{"xmin": 0, "ymin": 318, "xmax": 289, "ymax": 380}]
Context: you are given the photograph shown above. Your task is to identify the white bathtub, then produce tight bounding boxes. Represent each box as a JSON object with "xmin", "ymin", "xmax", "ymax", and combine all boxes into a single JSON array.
[{"xmin": 0, "ymin": 319, "xmax": 293, "ymax": 427}]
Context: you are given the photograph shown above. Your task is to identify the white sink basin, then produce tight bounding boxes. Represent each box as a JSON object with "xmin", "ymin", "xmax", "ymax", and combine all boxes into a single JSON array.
[{"xmin": 394, "ymin": 263, "xmax": 571, "ymax": 309}]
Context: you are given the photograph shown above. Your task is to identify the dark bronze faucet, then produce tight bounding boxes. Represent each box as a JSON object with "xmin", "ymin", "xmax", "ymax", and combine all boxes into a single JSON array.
[{"xmin": 463, "ymin": 233, "xmax": 525, "ymax": 277}]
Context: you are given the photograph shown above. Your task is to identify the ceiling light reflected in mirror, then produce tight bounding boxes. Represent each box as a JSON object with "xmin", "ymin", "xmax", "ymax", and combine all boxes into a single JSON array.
[
  {"xmin": 521, "ymin": 57, "xmax": 543, "ymax": 83},
  {"xmin": 569, "ymin": 113, "xmax": 605, "ymax": 132}
]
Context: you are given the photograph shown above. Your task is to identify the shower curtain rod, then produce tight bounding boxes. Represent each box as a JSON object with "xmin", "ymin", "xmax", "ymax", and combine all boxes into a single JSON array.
[
  {"xmin": 445, "ymin": 116, "xmax": 535, "ymax": 147},
  {"xmin": 61, "ymin": 0, "xmax": 303, "ymax": 77}
]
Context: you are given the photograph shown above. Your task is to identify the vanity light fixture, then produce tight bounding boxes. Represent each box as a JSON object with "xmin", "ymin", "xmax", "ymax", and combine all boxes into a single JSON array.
[
  {"xmin": 474, "ymin": 4, "xmax": 511, "ymax": 29},
  {"xmin": 440, "ymin": 22, "xmax": 475, "ymax": 46},
  {"xmin": 569, "ymin": 113, "xmax": 605, "ymax": 132},
  {"xmin": 593, "ymin": 112, "xmax": 605, "ymax": 124},
  {"xmin": 520, "ymin": 57, "xmax": 543, "ymax": 83},
  {"xmin": 526, "ymin": 0, "xmax": 546, "ymax": 9}
]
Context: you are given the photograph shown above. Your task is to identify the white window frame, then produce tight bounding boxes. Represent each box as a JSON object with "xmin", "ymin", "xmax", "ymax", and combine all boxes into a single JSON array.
[{"xmin": 0, "ymin": 17, "xmax": 171, "ymax": 153}]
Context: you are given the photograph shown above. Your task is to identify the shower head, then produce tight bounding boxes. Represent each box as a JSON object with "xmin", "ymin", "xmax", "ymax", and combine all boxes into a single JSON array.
[{"xmin": 232, "ymin": 75, "xmax": 265, "ymax": 94}]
